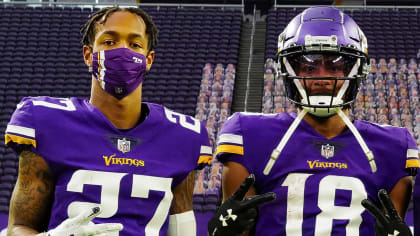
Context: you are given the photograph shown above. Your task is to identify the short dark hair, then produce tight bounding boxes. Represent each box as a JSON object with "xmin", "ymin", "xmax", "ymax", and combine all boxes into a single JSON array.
[{"xmin": 80, "ymin": 7, "xmax": 158, "ymax": 52}]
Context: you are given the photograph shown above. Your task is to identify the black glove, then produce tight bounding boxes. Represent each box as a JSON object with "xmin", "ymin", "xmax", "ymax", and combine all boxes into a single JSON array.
[
  {"xmin": 208, "ymin": 174, "xmax": 276, "ymax": 236},
  {"xmin": 361, "ymin": 189, "xmax": 412, "ymax": 236}
]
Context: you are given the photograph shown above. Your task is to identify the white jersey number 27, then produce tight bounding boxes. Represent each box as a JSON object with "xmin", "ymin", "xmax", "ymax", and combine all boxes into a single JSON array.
[{"xmin": 66, "ymin": 170, "xmax": 173, "ymax": 236}]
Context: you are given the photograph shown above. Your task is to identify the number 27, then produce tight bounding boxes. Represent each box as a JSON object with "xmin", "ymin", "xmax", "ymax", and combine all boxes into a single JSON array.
[{"xmin": 67, "ymin": 170, "xmax": 173, "ymax": 236}]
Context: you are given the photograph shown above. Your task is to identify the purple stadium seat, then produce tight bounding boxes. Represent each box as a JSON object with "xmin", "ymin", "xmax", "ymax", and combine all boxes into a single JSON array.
[
  {"xmin": 193, "ymin": 204, "xmax": 203, "ymax": 212},
  {"xmin": 202, "ymin": 204, "xmax": 217, "ymax": 212}
]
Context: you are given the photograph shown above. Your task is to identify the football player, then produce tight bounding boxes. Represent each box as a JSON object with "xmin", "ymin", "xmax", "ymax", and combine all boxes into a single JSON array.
[
  {"xmin": 5, "ymin": 7, "xmax": 212, "ymax": 236},
  {"xmin": 210, "ymin": 6, "xmax": 419, "ymax": 236}
]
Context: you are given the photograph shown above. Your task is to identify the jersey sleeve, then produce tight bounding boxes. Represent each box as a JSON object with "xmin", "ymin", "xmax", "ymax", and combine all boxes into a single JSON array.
[
  {"xmin": 215, "ymin": 113, "xmax": 253, "ymax": 174},
  {"xmin": 404, "ymin": 128, "xmax": 419, "ymax": 173},
  {"xmin": 381, "ymin": 127, "xmax": 419, "ymax": 193},
  {"xmin": 196, "ymin": 120, "xmax": 213, "ymax": 170},
  {"xmin": 5, "ymin": 97, "xmax": 38, "ymax": 154}
]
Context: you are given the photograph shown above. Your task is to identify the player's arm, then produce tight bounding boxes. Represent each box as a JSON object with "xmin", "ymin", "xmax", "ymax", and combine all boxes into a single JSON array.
[
  {"xmin": 208, "ymin": 162, "xmax": 275, "ymax": 236},
  {"xmin": 7, "ymin": 150, "xmax": 54, "ymax": 236},
  {"xmin": 389, "ymin": 176, "xmax": 413, "ymax": 219},
  {"xmin": 8, "ymin": 150, "xmax": 123, "ymax": 236},
  {"xmin": 171, "ymin": 170, "xmax": 195, "ymax": 214},
  {"xmin": 219, "ymin": 162, "xmax": 255, "ymax": 236},
  {"xmin": 222, "ymin": 162, "xmax": 256, "ymax": 202},
  {"xmin": 168, "ymin": 170, "xmax": 196, "ymax": 236}
]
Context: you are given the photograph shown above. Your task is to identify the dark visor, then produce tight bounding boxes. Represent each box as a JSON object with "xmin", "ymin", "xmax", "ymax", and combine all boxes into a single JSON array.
[{"xmin": 287, "ymin": 53, "xmax": 358, "ymax": 77}]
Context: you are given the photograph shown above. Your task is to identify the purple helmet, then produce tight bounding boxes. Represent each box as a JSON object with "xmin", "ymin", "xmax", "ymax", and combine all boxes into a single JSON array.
[{"xmin": 276, "ymin": 6, "xmax": 370, "ymax": 117}]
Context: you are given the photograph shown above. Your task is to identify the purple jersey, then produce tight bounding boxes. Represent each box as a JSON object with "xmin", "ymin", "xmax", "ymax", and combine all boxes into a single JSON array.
[
  {"xmin": 216, "ymin": 112, "xmax": 419, "ymax": 236},
  {"xmin": 5, "ymin": 96, "xmax": 213, "ymax": 236}
]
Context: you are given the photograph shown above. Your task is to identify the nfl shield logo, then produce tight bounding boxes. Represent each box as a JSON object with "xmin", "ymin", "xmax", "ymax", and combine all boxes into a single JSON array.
[
  {"xmin": 115, "ymin": 87, "xmax": 124, "ymax": 94},
  {"xmin": 118, "ymin": 138, "xmax": 131, "ymax": 153},
  {"xmin": 321, "ymin": 144, "xmax": 334, "ymax": 159}
]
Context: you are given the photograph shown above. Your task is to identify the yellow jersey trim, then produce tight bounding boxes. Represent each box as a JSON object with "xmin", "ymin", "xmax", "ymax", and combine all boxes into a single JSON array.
[
  {"xmin": 406, "ymin": 159, "xmax": 420, "ymax": 168},
  {"xmin": 5, "ymin": 134, "xmax": 37, "ymax": 148},
  {"xmin": 216, "ymin": 144, "xmax": 244, "ymax": 156},
  {"xmin": 405, "ymin": 159, "xmax": 420, "ymax": 168},
  {"xmin": 198, "ymin": 155, "xmax": 213, "ymax": 165}
]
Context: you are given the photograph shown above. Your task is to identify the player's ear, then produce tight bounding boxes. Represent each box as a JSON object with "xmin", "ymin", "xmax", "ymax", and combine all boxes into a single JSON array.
[
  {"xmin": 83, "ymin": 45, "xmax": 93, "ymax": 68},
  {"xmin": 146, "ymin": 50, "xmax": 154, "ymax": 72}
]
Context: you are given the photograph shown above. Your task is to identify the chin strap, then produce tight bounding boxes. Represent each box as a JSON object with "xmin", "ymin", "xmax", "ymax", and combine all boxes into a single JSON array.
[
  {"xmin": 264, "ymin": 109, "xmax": 308, "ymax": 175},
  {"xmin": 263, "ymin": 108, "xmax": 377, "ymax": 176},
  {"xmin": 337, "ymin": 109, "xmax": 376, "ymax": 173}
]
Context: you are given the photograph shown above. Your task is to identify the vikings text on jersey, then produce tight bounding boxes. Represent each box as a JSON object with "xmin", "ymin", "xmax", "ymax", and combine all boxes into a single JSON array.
[
  {"xmin": 5, "ymin": 96, "xmax": 213, "ymax": 236},
  {"xmin": 216, "ymin": 112, "xmax": 419, "ymax": 236}
]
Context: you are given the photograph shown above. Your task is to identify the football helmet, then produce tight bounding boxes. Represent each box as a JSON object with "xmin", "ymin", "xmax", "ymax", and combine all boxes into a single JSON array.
[
  {"xmin": 264, "ymin": 6, "xmax": 376, "ymax": 176},
  {"xmin": 275, "ymin": 6, "xmax": 370, "ymax": 117}
]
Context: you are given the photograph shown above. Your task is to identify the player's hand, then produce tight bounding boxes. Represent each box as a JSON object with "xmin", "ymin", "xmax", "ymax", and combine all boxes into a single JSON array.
[
  {"xmin": 361, "ymin": 189, "xmax": 412, "ymax": 236},
  {"xmin": 208, "ymin": 174, "xmax": 276, "ymax": 236},
  {"xmin": 47, "ymin": 207, "xmax": 123, "ymax": 236}
]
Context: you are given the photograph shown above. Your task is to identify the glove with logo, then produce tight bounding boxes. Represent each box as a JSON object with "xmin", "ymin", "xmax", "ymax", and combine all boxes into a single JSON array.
[
  {"xmin": 208, "ymin": 174, "xmax": 276, "ymax": 236},
  {"xmin": 361, "ymin": 189, "xmax": 412, "ymax": 236},
  {"xmin": 47, "ymin": 206, "xmax": 123, "ymax": 236}
]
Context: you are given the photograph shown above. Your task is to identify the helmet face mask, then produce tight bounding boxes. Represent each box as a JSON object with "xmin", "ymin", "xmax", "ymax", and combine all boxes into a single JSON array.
[
  {"xmin": 275, "ymin": 6, "xmax": 370, "ymax": 117},
  {"xmin": 264, "ymin": 6, "xmax": 378, "ymax": 176}
]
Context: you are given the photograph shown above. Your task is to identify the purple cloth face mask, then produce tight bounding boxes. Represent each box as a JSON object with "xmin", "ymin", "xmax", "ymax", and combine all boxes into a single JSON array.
[{"xmin": 92, "ymin": 48, "xmax": 147, "ymax": 99}]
